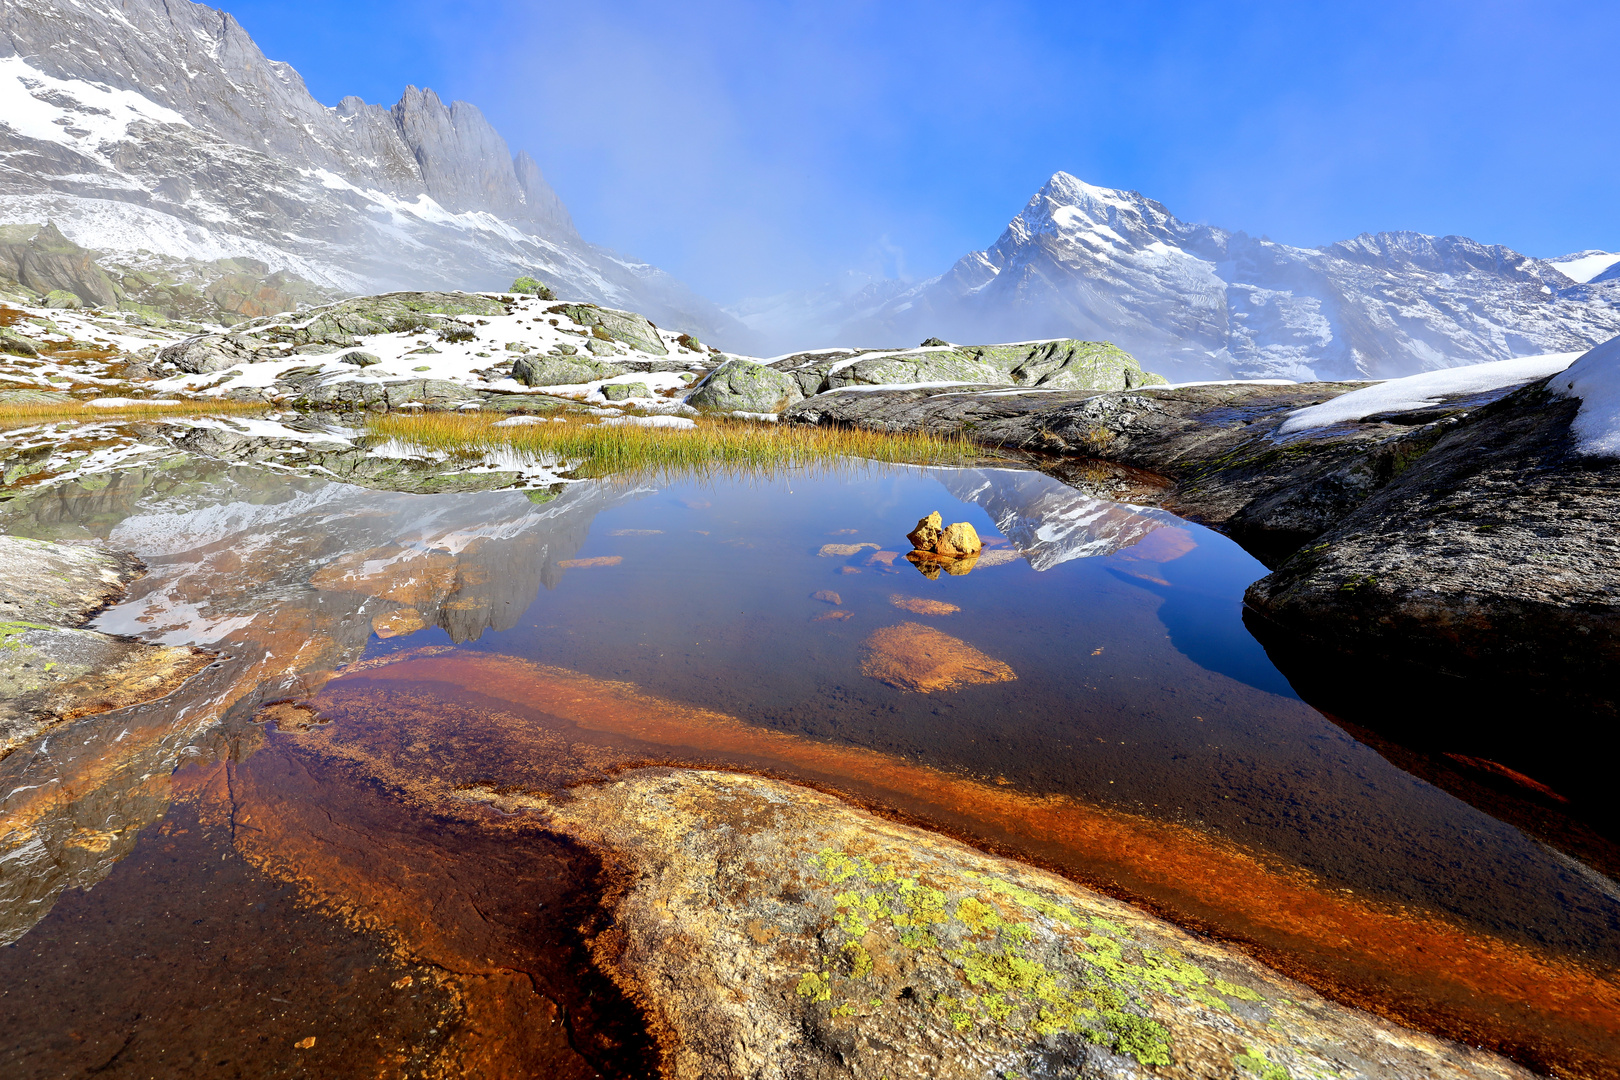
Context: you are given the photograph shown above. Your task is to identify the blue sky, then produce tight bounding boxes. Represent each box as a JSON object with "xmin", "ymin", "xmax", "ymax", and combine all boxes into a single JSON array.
[{"xmin": 227, "ymin": 0, "xmax": 1616, "ymax": 303}]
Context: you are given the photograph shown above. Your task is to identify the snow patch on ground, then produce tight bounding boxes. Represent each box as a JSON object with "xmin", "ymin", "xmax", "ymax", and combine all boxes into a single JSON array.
[
  {"xmin": 1278, "ymin": 354, "xmax": 1581, "ymax": 434},
  {"xmin": 1550, "ymin": 335, "xmax": 1620, "ymax": 458}
]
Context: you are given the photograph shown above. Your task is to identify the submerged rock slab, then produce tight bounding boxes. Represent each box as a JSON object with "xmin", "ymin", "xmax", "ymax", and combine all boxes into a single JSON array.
[
  {"xmin": 0, "ymin": 626, "xmax": 212, "ymax": 755},
  {"xmin": 535, "ymin": 769, "xmax": 1532, "ymax": 1080},
  {"xmin": 0, "ymin": 535, "xmax": 144, "ymax": 624},
  {"xmin": 861, "ymin": 622, "xmax": 1014, "ymax": 692},
  {"xmin": 0, "ymin": 535, "xmax": 210, "ymax": 755}
]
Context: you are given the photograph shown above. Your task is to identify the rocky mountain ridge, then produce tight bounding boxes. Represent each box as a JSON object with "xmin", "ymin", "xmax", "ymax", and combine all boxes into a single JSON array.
[
  {"xmin": 0, "ymin": 0, "xmax": 749, "ymax": 345},
  {"xmin": 745, "ymin": 174, "xmax": 1620, "ymax": 383}
]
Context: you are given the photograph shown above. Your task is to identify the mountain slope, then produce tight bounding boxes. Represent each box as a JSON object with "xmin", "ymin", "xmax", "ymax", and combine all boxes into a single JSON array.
[
  {"xmin": 770, "ymin": 174, "xmax": 1620, "ymax": 381},
  {"xmin": 0, "ymin": 0, "xmax": 749, "ymax": 344}
]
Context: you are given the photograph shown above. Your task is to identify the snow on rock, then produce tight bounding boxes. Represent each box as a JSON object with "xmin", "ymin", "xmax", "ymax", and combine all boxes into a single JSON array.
[
  {"xmin": 1550, "ymin": 334, "xmax": 1620, "ymax": 458},
  {"xmin": 1278, "ymin": 354, "xmax": 1582, "ymax": 434},
  {"xmin": 492, "ymin": 416, "xmax": 560, "ymax": 427}
]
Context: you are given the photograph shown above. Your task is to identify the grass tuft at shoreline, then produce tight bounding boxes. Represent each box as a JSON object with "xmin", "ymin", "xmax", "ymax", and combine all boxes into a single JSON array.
[
  {"xmin": 0, "ymin": 398, "xmax": 272, "ymax": 425},
  {"xmin": 367, "ymin": 411, "xmax": 979, "ymax": 479}
]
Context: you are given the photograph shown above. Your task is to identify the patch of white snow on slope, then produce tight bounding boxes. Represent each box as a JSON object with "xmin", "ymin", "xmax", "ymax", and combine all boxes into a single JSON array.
[
  {"xmin": 1279, "ymin": 354, "xmax": 1581, "ymax": 434},
  {"xmin": 0, "ymin": 57, "xmax": 189, "ymax": 166},
  {"xmin": 1549, "ymin": 251, "xmax": 1620, "ymax": 284},
  {"xmin": 1550, "ymin": 335, "xmax": 1620, "ymax": 458}
]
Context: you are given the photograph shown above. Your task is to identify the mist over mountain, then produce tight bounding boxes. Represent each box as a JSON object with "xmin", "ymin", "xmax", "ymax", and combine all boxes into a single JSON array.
[
  {"xmin": 736, "ymin": 174, "xmax": 1620, "ymax": 381},
  {"xmin": 0, "ymin": 0, "xmax": 751, "ymax": 344},
  {"xmin": 3, "ymin": 0, "xmax": 1613, "ymax": 375}
]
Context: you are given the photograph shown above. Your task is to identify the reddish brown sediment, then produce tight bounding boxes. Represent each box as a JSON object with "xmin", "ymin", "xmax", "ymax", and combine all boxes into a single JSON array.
[
  {"xmin": 331, "ymin": 651, "xmax": 1620, "ymax": 1079},
  {"xmin": 0, "ymin": 800, "xmax": 468, "ymax": 1080},
  {"xmin": 170, "ymin": 746, "xmax": 658, "ymax": 1079}
]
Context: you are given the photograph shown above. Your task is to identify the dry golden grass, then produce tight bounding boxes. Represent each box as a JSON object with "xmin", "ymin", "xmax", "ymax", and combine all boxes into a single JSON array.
[
  {"xmin": 368, "ymin": 410, "xmax": 977, "ymax": 479},
  {"xmin": 0, "ymin": 397, "xmax": 271, "ymax": 425}
]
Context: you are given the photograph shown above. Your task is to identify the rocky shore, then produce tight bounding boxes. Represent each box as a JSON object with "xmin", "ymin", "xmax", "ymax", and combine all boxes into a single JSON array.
[{"xmin": 474, "ymin": 768, "xmax": 1535, "ymax": 1080}]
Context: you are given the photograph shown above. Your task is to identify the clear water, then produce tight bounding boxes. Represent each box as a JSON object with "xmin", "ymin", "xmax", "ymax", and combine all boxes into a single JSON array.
[{"xmin": 1, "ymin": 458, "xmax": 1615, "ymax": 1077}]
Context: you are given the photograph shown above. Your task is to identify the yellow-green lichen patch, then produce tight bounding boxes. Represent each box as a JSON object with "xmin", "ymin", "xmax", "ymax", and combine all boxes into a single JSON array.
[
  {"xmin": 0, "ymin": 621, "xmax": 55, "ymax": 649},
  {"xmin": 794, "ymin": 845, "xmax": 1277, "ymax": 1069},
  {"xmin": 1235, "ymin": 1045, "xmax": 1291, "ymax": 1080}
]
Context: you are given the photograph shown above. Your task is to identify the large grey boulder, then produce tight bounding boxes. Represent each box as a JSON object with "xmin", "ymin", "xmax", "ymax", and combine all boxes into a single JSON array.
[
  {"xmin": 235, "ymin": 291, "xmax": 509, "ymax": 348},
  {"xmin": 1244, "ymin": 376, "xmax": 1620, "ymax": 710},
  {"xmin": 0, "ymin": 328, "xmax": 41, "ymax": 358},
  {"xmin": 547, "ymin": 303, "xmax": 668, "ymax": 355},
  {"xmin": 688, "ymin": 358, "xmax": 805, "ymax": 413},
  {"xmin": 601, "ymin": 382, "xmax": 650, "ymax": 402},
  {"xmin": 158, "ymin": 333, "xmax": 278, "ymax": 374},
  {"xmin": 779, "ymin": 339, "xmax": 1164, "ymax": 395},
  {"xmin": 269, "ymin": 366, "xmax": 386, "ymax": 410},
  {"xmin": 383, "ymin": 379, "xmax": 482, "ymax": 410},
  {"xmin": 512, "ymin": 354, "xmax": 628, "ymax": 387}
]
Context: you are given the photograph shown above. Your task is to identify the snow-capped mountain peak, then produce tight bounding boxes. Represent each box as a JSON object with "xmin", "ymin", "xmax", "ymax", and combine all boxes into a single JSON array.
[
  {"xmin": 805, "ymin": 173, "xmax": 1620, "ymax": 382},
  {"xmin": 0, "ymin": 0, "xmax": 749, "ymax": 344}
]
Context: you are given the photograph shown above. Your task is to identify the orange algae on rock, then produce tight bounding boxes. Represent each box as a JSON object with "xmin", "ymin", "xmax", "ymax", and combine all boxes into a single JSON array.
[
  {"xmin": 321, "ymin": 651, "xmax": 1620, "ymax": 1079},
  {"xmin": 860, "ymin": 622, "xmax": 1015, "ymax": 692}
]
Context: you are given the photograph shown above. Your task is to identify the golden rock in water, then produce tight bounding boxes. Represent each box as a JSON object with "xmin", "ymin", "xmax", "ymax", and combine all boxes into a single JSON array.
[
  {"xmin": 905, "ymin": 550, "xmax": 980, "ymax": 579},
  {"xmin": 905, "ymin": 511, "xmax": 981, "ymax": 559},
  {"xmin": 860, "ymin": 622, "xmax": 1015, "ymax": 692},
  {"xmin": 372, "ymin": 607, "xmax": 427, "ymax": 638},
  {"xmin": 937, "ymin": 521, "xmax": 982, "ymax": 557},
  {"xmin": 905, "ymin": 511, "xmax": 943, "ymax": 551}
]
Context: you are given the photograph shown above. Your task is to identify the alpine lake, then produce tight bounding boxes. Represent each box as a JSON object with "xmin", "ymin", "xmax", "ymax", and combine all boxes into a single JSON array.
[{"xmin": 0, "ymin": 414, "xmax": 1616, "ymax": 1080}]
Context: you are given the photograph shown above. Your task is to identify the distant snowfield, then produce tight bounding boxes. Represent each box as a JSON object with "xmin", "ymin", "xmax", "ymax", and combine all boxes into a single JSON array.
[
  {"xmin": 0, "ymin": 194, "xmax": 365, "ymax": 290},
  {"xmin": 1549, "ymin": 251, "xmax": 1620, "ymax": 284},
  {"xmin": 1279, "ymin": 354, "xmax": 1582, "ymax": 434}
]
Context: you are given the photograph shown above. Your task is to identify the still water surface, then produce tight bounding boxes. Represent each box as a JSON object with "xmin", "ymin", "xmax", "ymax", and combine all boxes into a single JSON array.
[{"xmin": 0, "ymin": 460, "xmax": 1615, "ymax": 1077}]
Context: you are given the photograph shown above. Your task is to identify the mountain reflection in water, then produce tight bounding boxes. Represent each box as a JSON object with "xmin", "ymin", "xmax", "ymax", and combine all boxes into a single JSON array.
[{"xmin": 0, "ymin": 459, "xmax": 1616, "ymax": 1078}]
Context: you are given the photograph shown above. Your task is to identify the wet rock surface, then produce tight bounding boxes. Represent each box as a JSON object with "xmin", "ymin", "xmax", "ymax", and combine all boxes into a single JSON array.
[
  {"xmin": 523, "ymin": 768, "xmax": 1534, "ymax": 1080},
  {"xmin": 1245, "ymin": 380, "xmax": 1620, "ymax": 709},
  {"xmin": 0, "ymin": 534, "xmax": 210, "ymax": 755},
  {"xmin": 0, "ymin": 534, "xmax": 143, "ymax": 624}
]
